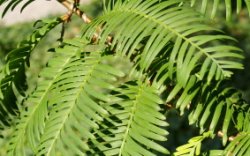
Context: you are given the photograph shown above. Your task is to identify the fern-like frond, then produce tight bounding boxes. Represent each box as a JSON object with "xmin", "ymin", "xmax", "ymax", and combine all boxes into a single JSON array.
[
  {"xmin": 81, "ymin": 0, "xmax": 246, "ymax": 147},
  {"xmin": 188, "ymin": 0, "xmax": 250, "ymax": 20},
  {"xmin": 7, "ymin": 38, "xmax": 88, "ymax": 155},
  {"xmin": 34, "ymin": 48, "xmax": 124, "ymax": 155},
  {"xmin": 149, "ymin": 50, "xmax": 247, "ymax": 146},
  {"xmin": 224, "ymin": 132, "xmax": 250, "ymax": 155},
  {"xmin": 83, "ymin": 0, "xmax": 243, "ymax": 88},
  {"xmin": 165, "ymin": 78, "xmax": 249, "ymax": 145},
  {"xmin": 189, "ymin": 82, "xmax": 248, "ymax": 140},
  {"xmin": 0, "ymin": 18, "xmax": 62, "ymax": 128},
  {"xmin": 223, "ymin": 107, "xmax": 250, "ymax": 155},
  {"xmin": 150, "ymin": 51, "xmax": 250, "ymax": 149},
  {"xmin": 174, "ymin": 131, "xmax": 212, "ymax": 156},
  {"xmin": 87, "ymin": 81, "xmax": 169, "ymax": 155}
]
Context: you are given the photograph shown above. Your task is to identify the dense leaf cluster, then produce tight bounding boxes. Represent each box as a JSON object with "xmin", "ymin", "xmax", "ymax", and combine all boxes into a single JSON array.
[{"xmin": 0, "ymin": 0, "xmax": 250, "ymax": 155}]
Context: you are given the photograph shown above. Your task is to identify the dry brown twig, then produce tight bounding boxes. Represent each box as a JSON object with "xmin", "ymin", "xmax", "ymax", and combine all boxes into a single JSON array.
[
  {"xmin": 58, "ymin": 0, "xmax": 91, "ymax": 23},
  {"xmin": 57, "ymin": 0, "xmax": 112, "ymax": 44}
]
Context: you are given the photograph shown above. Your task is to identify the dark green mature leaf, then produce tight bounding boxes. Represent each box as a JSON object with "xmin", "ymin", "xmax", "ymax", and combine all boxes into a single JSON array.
[
  {"xmin": 86, "ymin": 0, "xmax": 244, "ymax": 137},
  {"xmin": 148, "ymin": 47, "xmax": 247, "ymax": 146},
  {"xmin": 147, "ymin": 47, "xmax": 247, "ymax": 146},
  {"xmin": 34, "ymin": 46, "xmax": 125, "ymax": 155},
  {"xmin": 0, "ymin": 18, "xmax": 62, "ymax": 128},
  {"xmin": 165, "ymin": 78, "xmax": 249, "ymax": 145},
  {"xmin": 83, "ymin": 0, "xmax": 243, "ymax": 88},
  {"xmin": 225, "ymin": 132, "xmax": 250, "ymax": 155},
  {"xmin": 87, "ymin": 81, "xmax": 169, "ymax": 155},
  {"xmin": 1, "ymin": 0, "xmax": 250, "ymax": 156},
  {"xmin": 82, "ymin": 0, "xmax": 246, "ymax": 148},
  {"xmin": 7, "ymin": 37, "xmax": 88, "ymax": 155}
]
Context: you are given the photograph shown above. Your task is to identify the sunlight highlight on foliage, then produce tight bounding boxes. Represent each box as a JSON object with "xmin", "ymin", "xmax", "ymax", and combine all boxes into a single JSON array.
[{"xmin": 0, "ymin": 0, "xmax": 250, "ymax": 155}]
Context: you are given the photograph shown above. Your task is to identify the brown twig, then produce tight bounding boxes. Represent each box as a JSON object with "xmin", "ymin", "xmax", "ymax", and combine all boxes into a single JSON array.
[
  {"xmin": 217, "ymin": 130, "xmax": 237, "ymax": 142},
  {"xmin": 57, "ymin": 0, "xmax": 112, "ymax": 44},
  {"xmin": 58, "ymin": 0, "xmax": 91, "ymax": 23}
]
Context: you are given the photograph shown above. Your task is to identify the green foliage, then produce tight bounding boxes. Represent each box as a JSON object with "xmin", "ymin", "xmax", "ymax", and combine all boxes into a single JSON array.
[
  {"xmin": 0, "ymin": 18, "xmax": 62, "ymax": 127},
  {"xmin": 188, "ymin": 0, "xmax": 250, "ymax": 20},
  {"xmin": 0, "ymin": 23, "xmax": 33, "ymax": 58},
  {"xmin": 174, "ymin": 132, "xmax": 213, "ymax": 156},
  {"xmin": 0, "ymin": 0, "xmax": 250, "ymax": 155}
]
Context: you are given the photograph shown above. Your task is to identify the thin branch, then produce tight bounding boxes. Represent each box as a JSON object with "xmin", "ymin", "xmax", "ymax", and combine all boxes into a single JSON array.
[
  {"xmin": 57, "ymin": 0, "xmax": 112, "ymax": 44},
  {"xmin": 57, "ymin": 0, "xmax": 91, "ymax": 23}
]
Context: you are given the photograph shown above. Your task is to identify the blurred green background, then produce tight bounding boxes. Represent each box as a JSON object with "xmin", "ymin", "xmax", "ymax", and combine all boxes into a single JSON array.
[{"xmin": 0, "ymin": 1, "xmax": 249, "ymax": 154}]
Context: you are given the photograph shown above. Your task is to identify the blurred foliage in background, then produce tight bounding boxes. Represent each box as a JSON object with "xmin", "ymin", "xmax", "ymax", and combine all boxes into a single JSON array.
[
  {"xmin": 0, "ymin": 0, "xmax": 102, "ymax": 93},
  {"xmin": 0, "ymin": 0, "xmax": 249, "ymax": 154}
]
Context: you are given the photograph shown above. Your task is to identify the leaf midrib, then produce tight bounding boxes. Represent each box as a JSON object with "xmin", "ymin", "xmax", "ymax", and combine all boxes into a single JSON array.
[
  {"xmin": 45, "ymin": 57, "xmax": 101, "ymax": 156},
  {"xmin": 119, "ymin": 85, "xmax": 143, "ymax": 155},
  {"xmin": 12, "ymin": 55, "xmax": 73, "ymax": 152}
]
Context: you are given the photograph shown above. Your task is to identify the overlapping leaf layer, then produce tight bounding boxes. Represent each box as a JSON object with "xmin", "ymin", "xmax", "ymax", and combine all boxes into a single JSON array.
[{"xmin": 0, "ymin": 0, "xmax": 250, "ymax": 155}]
